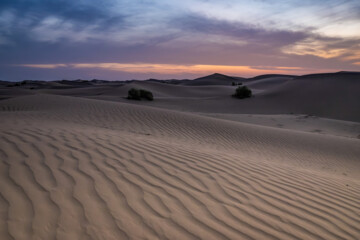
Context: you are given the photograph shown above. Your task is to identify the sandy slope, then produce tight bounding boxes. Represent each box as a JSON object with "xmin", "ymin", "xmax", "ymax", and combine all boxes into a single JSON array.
[
  {"xmin": 183, "ymin": 73, "xmax": 243, "ymax": 86},
  {"xmin": 99, "ymin": 72, "xmax": 359, "ymax": 122},
  {"xmin": 6, "ymin": 72, "xmax": 359, "ymax": 121},
  {"xmin": 0, "ymin": 94, "xmax": 359, "ymax": 240},
  {"xmin": 202, "ymin": 113, "xmax": 360, "ymax": 139}
]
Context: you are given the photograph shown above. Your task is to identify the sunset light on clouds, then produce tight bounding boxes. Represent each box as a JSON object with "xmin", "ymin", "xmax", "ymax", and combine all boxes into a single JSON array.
[
  {"xmin": 0, "ymin": 0, "xmax": 359, "ymax": 80},
  {"xmin": 19, "ymin": 63, "xmax": 324, "ymax": 77}
]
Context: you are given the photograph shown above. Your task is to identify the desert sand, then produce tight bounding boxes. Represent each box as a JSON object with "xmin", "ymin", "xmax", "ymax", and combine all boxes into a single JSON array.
[{"xmin": 0, "ymin": 72, "xmax": 359, "ymax": 239}]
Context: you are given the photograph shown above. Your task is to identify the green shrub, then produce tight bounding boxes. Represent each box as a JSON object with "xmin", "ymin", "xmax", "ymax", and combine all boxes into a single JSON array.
[
  {"xmin": 232, "ymin": 82, "xmax": 243, "ymax": 86},
  {"xmin": 140, "ymin": 89, "xmax": 154, "ymax": 101},
  {"xmin": 233, "ymin": 86, "xmax": 252, "ymax": 99},
  {"xmin": 127, "ymin": 88, "xmax": 154, "ymax": 101},
  {"xmin": 127, "ymin": 88, "xmax": 141, "ymax": 100}
]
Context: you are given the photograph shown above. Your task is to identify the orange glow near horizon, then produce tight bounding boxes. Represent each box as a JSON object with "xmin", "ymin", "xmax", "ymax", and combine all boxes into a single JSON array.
[
  {"xmin": 18, "ymin": 63, "xmax": 316, "ymax": 76},
  {"xmin": 74, "ymin": 63, "xmax": 265, "ymax": 75},
  {"xmin": 21, "ymin": 64, "xmax": 68, "ymax": 69}
]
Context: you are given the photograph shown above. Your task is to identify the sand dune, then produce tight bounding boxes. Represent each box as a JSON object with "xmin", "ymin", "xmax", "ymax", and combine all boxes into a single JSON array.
[
  {"xmin": 202, "ymin": 113, "xmax": 360, "ymax": 139},
  {"xmin": 245, "ymin": 76, "xmax": 293, "ymax": 90},
  {"xmin": 104, "ymin": 72, "xmax": 360, "ymax": 122},
  {"xmin": 3, "ymin": 72, "xmax": 359, "ymax": 121},
  {"xmin": 0, "ymin": 94, "xmax": 359, "ymax": 239},
  {"xmin": 179, "ymin": 73, "xmax": 243, "ymax": 86}
]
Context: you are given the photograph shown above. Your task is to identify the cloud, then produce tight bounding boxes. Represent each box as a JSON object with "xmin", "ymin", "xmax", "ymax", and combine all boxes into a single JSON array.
[
  {"xmin": 2, "ymin": 0, "xmax": 360, "ymax": 44},
  {"xmin": 0, "ymin": 0, "xmax": 359, "ymax": 81},
  {"xmin": 282, "ymin": 36, "xmax": 360, "ymax": 62},
  {"xmin": 185, "ymin": 0, "xmax": 360, "ymax": 38},
  {"xmin": 282, "ymin": 37, "xmax": 348, "ymax": 58},
  {"xmin": 172, "ymin": 14, "xmax": 309, "ymax": 47},
  {"xmin": 21, "ymin": 63, "xmax": 68, "ymax": 69},
  {"xmin": 0, "ymin": 0, "xmax": 128, "ymax": 44}
]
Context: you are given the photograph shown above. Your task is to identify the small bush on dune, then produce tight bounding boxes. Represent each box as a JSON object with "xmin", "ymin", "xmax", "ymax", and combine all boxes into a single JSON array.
[
  {"xmin": 127, "ymin": 88, "xmax": 153, "ymax": 101},
  {"xmin": 232, "ymin": 86, "xmax": 252, "ymax": 99},
  {"xmin": 140, "ymin": 89, "xmax": 154, "ymax": 101},
  {"xmin": 128, "ymin": 88, "xmax": 141, "ymax": 100},
  {"xmin": 232, "ymin": 82, "xmax": 242, "ymax": 86}
]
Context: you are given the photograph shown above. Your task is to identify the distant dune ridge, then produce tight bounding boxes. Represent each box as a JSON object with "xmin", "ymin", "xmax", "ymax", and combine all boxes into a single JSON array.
[
  {"xmin": 183, "ymin": 73, "xmax": 244, "ymax": 86},
  {"xmin": 0, "ymin": 72, "xmax": 360, "ymax": 239}
]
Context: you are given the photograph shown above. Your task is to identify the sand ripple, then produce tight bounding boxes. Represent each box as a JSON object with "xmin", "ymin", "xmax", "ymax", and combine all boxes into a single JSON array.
[{"xmin": 0, "ymin": 94, "xmax": 359, "ymax": 239}]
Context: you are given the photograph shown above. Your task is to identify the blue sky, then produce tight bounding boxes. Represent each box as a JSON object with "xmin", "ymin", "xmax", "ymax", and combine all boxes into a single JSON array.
[{"xmin": 0, "ymin": 0, "xmax": 359, "ymax": 80}]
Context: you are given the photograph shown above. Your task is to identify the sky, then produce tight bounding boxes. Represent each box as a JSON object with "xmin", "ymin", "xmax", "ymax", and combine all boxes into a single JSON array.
[{"xmin": 0, "ymin": 0, "xmax": 359, "ymax": 81}]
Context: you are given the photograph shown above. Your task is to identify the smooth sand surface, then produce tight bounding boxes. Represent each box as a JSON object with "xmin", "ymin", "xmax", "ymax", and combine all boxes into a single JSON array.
[
  {"xmin": 1, "ymin": 93, "xmax": 359, "ymax": 239},
  {"xmin": 201, "ymin": 113, "xmax": 360, "ymax": 139}
]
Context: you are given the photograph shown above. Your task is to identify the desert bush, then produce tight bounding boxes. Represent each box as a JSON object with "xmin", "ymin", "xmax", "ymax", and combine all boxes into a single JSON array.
[
  {"xmin": 127, "ymin": 88, "xmax": 141, "ymax": 100},
  {"xmin": 232, "ymin": 86, "xmax": 252, "ymax": 99},
  {"xmin": 232, "ymin": 82, "xmax": 243, "ymax": 86},
  {"xmin": 139, "ymin": 89, "xmax": 153, "ymax": 101},
  {"xmin": 128, "ymin": 88, "xmax": 153, "ymax": 101}
]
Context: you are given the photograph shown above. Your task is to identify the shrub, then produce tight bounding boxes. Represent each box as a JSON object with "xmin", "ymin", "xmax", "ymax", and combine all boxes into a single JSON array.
[
  {"xmin": 232, "ymin": 82, "xmax": 243, "ymax": 86},
  {"xmin": 127, "ymin": 88, "xmax": 141, "ymax": 100},
  {"xmin": 139, "ymin": 89, "xmax": 153, "ymax": 101},
  {"xmin": 127, "ymin": 88, "xmax": 154, "ymax": 101},
  {"xmin": 232, "ymin": 86, "xmax": 252, "ymax": 99}
]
